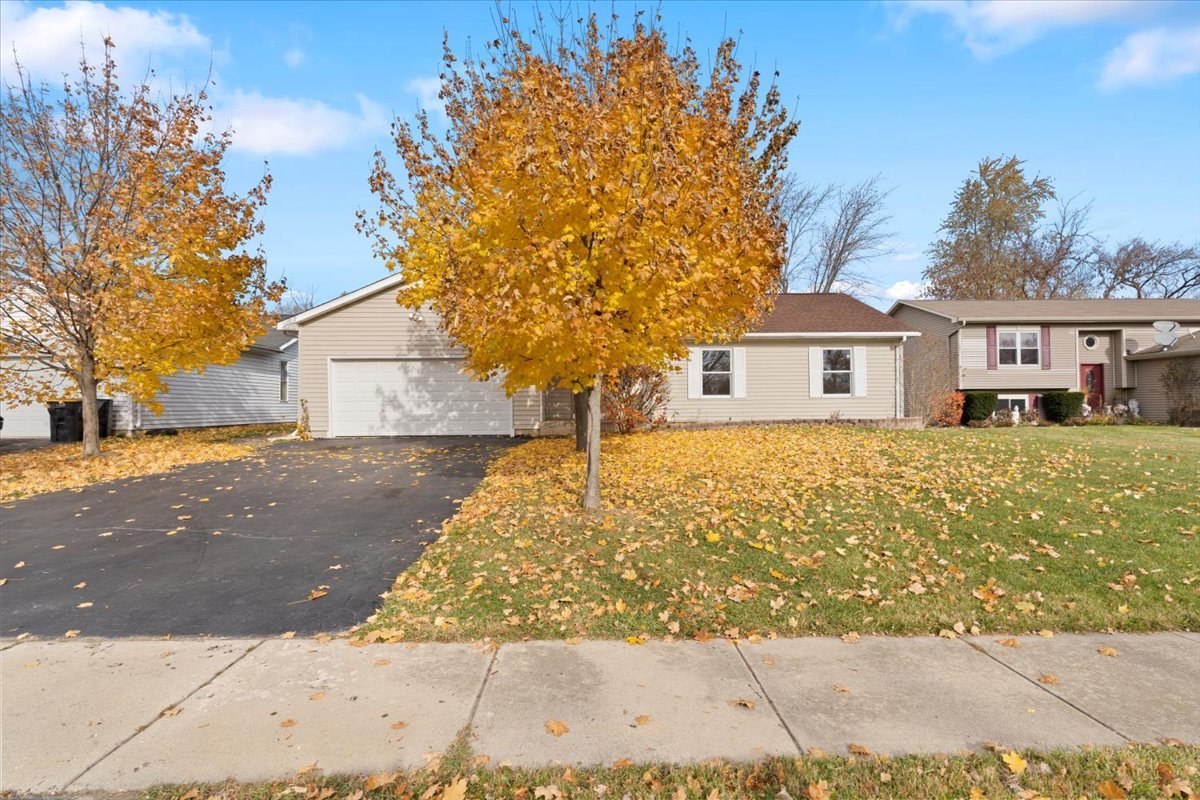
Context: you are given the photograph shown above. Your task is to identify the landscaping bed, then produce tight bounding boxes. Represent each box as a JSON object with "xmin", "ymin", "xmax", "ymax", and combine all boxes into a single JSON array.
[{"xmin": 362, "ymin": 425, "xmax": 1199, "ymax": 642}]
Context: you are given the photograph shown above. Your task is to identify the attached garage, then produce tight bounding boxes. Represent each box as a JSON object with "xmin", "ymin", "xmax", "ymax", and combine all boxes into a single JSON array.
[
  {"xmin": 328, "ymin": 358, "xmax": 513, "ymax": 436},
  {"xmin": 280, "ymin": 274, "xmax": 541, "ymax": 438}
]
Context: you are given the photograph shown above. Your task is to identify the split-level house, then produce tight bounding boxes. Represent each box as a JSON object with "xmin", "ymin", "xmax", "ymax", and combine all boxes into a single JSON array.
[{"xmin": 888, "ymin": 298, "xmax": 1200, "ymax": 421}]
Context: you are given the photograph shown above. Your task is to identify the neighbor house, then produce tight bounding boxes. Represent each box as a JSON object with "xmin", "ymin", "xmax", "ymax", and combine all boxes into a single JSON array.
[
  {"xmin": 277, "ymin": 274, "xmax": 921, "ymax": 438},
  {"xmin": 888, "ymin": 298, "xmax": 1200, "ymax": 421},
  {"xmin": 0, "ymin": 330, "xmax": 298, "ymax": 439}
]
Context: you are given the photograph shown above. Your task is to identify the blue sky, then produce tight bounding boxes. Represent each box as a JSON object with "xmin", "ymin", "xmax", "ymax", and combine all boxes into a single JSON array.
[{"xmin": 3, "ymin": 0, "xmax": 1199, "ymax": 309}]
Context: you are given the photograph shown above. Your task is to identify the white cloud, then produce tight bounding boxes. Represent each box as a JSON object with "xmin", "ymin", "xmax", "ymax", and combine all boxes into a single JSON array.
[
  {"xmin": 884, "ymin": 280, "xmax": 928, "ymax": 300},
  {"xmin": 894, "ymin": 251, "xmax": 923, "ymax": 263},
  {"xmin": 221, "ymin": 91, "xmax": 387, "ymax": 156},
  {"xmin": 405, "ymin": 76, "xmax": 446, "ymax": 121},
  {"xmin": 893, "ymin": 0, "xmax": 1150, "ymax": 59},
  {"xmin": 1099, "ymin": 27, "xmax": 1200, "ymax": 90},
  {"xmin": 283, "ymin": 47, "xmax": 305, "ymax": 69},
  {"xmin": 0, "ymin": 0, "xmax": 209, "ymax": 77}
]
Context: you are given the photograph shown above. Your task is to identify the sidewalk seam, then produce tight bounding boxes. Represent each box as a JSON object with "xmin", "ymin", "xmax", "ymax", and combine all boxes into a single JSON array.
[
  {"xmin": 960, "ymin": 639, "xmax": 1132, "ymax": 742},
  {"xmin": 734, "ymin": 642, "xmax": 803, "ymax": 756},
  {"xmin": 63, "ymin": 638, "xmax": 266, "ymax": 790},
  {"xmin": 466, "ymin": 645, "xmax": 500, "ymax": 729}
]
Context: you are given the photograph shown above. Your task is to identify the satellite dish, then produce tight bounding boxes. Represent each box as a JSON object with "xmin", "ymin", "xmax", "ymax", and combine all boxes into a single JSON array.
[
  {"xmin": 1153, "ymin": 320, "xmax": 1179, "ymax": 332},
  {"xmin": 1154, "ymin": 330, "xmax": 1178, "ymax": 348}
]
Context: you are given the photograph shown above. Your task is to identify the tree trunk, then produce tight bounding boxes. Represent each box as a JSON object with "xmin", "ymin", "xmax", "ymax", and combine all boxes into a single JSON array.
[
  {"xmin": 79, "ymin": 352, "xmax": 101, "ymax": 458},
  {"xmin": 581, "ymin": 375, "xmax": 602, "ymax": 510},
  {"xmin": 573, "ymin": 391, "xmax": 588, "ymax": 453}
]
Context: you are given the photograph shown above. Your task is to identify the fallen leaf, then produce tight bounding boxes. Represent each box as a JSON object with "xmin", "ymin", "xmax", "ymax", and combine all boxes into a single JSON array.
[
  {"xmin": 364, "ymin": 772, "xmax": 399, "ymax": 792},
  {"xmin": 280, "ymin": 631, "xmax": 296, "ymax": 639},
  {"xmin": 612, "ymin": 758, "xmax": 634, "ymax": 769},
  {"xmin": 802, "ymin": 780, "xmax": 831, "ymax": 800},
  {"xmin": 73, "ymin": 582, "xmax": 86, "ymax": 589},
  {"xmin": 1097, "ymin": 647, "xmax": 1119, "ymax": 658},
  {"xmin": 841, "ymin": 632, "xmax": 861, "ymax": 644},
  {"xmin": 996, "ymin": 638, "xmax": 1021, "ymax": 648},
  {"xmin": 1097, "ymin": 779, "xmax": 1126, "ymax": 799},
  {"xmin": 442, "ymin": 777, "xmax": 468, "ymax": 800},
  {"xmin": 64, "ymin": 629, "xmax": 80, "ymax": 638},
  {"xmin": 1038, "ymin": 673, "xmax": 1059, "ymax": 684},
  {"xmin": 1002, "ymin": 751, "xmax": 1027, "ymax": 775},
  {"xmin": 832, "ymin": 684, "xmax": 851, "ymax": 693},
  {"xmin": 161, "ymin": 706, "xmax": 183, "ymax": 717},
  {"xmin": 309, "ymin": 691, "xmax": 325, "ymax": 701},
  {"xmin": 391, "ymin": 721, "xmax": 408, "ymax": 730},
  {"xmin": 534, "ymin": 786, "xmax": 564, "ymax": 800},
  {"xmin": 730, "ymin": 698, "xmax": 756, "ymax": 709},
  {"xmin": 848, "ymin": 743, "xmax": 872, "ymax": 756},
  {"xmin": 545, "ymin": 719, "xmax": 569, "ymax": 737},
  {"xmin": 634, "ymin": 714, "xmax": 651, "ymax": 726},
  {"xmin": 280, "ymin": 718, "xmax": 297, "ymax": 728},
  {"xmin": 76, "ymin": 602, "xmax": 93, "ymax": 609}
]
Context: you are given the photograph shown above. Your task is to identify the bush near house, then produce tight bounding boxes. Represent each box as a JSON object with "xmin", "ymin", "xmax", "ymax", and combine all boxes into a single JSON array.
[
  {"xmin": 962, "ymin": 391, "xmax": 999, "ymax": 422},
  {"xmin": 928, "ymin": 391, "xmax": 965, "ymax": 427},
  {"xmin": 1042, "ymin": 391, "xmax": 1085, "ymax": 423}
]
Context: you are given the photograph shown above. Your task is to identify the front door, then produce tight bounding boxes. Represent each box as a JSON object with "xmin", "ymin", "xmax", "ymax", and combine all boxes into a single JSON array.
[{"xmin": 1080, "ymin": 364, "xmax": 1105, "ymax": 410}]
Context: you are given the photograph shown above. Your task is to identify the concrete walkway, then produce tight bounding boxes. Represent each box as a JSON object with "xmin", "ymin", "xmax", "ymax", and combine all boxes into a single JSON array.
[{"xmin": 2, "ymin": 632, "xmax": 1197, "ymax": 793}]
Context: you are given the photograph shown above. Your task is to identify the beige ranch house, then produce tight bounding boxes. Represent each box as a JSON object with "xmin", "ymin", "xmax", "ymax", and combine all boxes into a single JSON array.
[
  {"xmin": 889, "ymin": 298, "xmax": 1200, "ymax": 421},
  {"xmin": 278, "ymin": 274, "xmax": 921, "ymax": 438}
]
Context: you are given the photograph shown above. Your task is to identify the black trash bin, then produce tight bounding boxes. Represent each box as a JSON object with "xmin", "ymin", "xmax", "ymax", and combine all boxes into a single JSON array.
[{"xmin": 47, "ymin": 399, "xmax": 112, "ymax": 442}]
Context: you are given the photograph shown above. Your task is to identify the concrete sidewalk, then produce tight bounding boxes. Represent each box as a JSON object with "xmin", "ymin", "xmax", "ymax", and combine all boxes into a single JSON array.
[{"xmin": 2, "ymin": 632, "xmax": 1197, "ymax": 793}]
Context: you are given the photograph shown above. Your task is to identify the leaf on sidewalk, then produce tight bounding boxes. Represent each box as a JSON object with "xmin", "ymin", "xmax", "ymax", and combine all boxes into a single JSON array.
[
  {"xmin": 1097, "ymin": 646, "xmax": 1119, "ymax": 657},
  {"xmin": 545, "ymin": 719, "xmax": 569, "ymax": 737}
]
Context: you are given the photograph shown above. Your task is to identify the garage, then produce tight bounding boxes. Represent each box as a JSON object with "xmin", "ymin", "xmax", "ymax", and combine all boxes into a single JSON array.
[
  {"xmin": 1, "ymin": 398, "xmax": 50, "ymax": 438},
  {"xmin": 329, "ymin": 358, "xmax": 513, "ymax": 437}
]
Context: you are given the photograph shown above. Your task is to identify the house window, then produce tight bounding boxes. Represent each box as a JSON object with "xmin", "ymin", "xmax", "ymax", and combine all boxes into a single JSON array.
[
  {"xmin": 279, "ymin": 361, "xmax": 289, "ymax": 402},
  {"xmin": 822, "ymin": 348, "xmax": 852, "ymax": 396},
  {"xmin": 998, "ymin": 330, "xmax": 1040, "ymax": 366},
  {"xmin": 995, "ymin": 395, "xmax": 1028, "ymax": 413},
  {"xmin": 700, "ymin": 349, "xmax": 732, "ymax": 396},
  {"xmin": 1083, "ymin": 335, "xmax": 1099, "ymax": 350}
]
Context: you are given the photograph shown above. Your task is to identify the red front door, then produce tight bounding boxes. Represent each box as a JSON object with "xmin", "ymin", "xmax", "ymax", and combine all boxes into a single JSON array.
[{"xmin": 1080, "ymin": 364, "xmax": 1105, "ymax": 410}]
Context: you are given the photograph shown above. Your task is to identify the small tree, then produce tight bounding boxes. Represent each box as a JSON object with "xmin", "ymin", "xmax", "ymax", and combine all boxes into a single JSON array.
[
  {"xmin": 602, "ymin": 366, "xmax": 670, "ymax": 433},
  {"xmin": 1, "ymin": 41, "xmax": 280, "ymax": 456},
  {"xmin": 1162, "ymin": 360, "xmax": 1200, "ymax": 426},
  {"xmin": 359, "ymin": 13, "xmax": 796, "ymax": 508}
]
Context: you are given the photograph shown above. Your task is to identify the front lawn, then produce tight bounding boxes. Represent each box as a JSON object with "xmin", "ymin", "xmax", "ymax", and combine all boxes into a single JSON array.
[
  {"xmin": 0, "ymin": 423, "xmax": 292, "ymax": 502},
  {"xmin": 363, "ymin": 425, "xmax": 1199, "ymax": 641},
  {"xmin": 148, "ymin": 745, "xmax": 1199, "ymax": 800}
]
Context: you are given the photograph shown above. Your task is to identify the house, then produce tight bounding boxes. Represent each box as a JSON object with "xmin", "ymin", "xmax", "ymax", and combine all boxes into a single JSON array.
[
  {"xmin": 277, "ymin": 274, "xmax": 921, "ymax": 438},
  {"xmin": 887, "ymin": 298, "xmax": 1200, "ymax": 421},
  {"xmin": 0, "ymin": 330, "xmax": 298, "ymax": 439},
  {"xmin": 1124, "ymin": 331, "xmax": 1200, "ymax": 423}
]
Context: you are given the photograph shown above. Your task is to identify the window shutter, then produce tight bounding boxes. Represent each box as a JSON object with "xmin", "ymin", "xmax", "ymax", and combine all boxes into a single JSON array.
[
  {"xmin": 986, "ymin": 325, "xmax": 998, "ymax": 370},
  {"xmin": 809, "ymin": 347, "xmax": 823, "ymax": 398},
  {"xmin": 852, "ymin": 346, "xmax": 867, "ymax": 397},
  {"xmin": 1040, "ymin": 325, "xmax": 1051, "ymax": 370},
  {"xmin": 687, "ymin": 348, "xmax": 702, "ymax": 399},
  {"xmin": 732, "ymin": 347, "xmax": 747, "ymax": 398}
]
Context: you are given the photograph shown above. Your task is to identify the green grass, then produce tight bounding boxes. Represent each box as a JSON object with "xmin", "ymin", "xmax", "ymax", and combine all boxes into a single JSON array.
[
  {"xmin": 362, "ymin": 425, "xmax": 1199, "ymax": 642},
  {"xmin": 145, "ymin": 744, "xmax": 1199, "ymax": 800}
]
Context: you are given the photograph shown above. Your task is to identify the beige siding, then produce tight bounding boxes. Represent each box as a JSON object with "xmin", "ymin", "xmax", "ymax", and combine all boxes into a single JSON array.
[
  {"xmin": 663, "ymin": 339, "xmax": 901, "ymax": 422},
  {"xmin": 1130, "ymin": 355, "xmax": 1200, "ymax": 422},
  {"xmin": 511, "ymin": 386, "xmax": 541, "ymax": 434},
  {"xmin": 543, "ymin": 387, "xmax": 574, "ymax": 420},
  {"xmin": 1119, "ymin": 324, "xmax": 1196, "ymax": 388},
  {"xmin": 958, "ymin": 323, "xmax": 1078, "ymax": 390},
  {"xmin": 890, "ymin": 305, "xmax": 959, "ymax": 417},
  {"xmin": 295, "ymin": 287, "xmax": 537, "ymax": 436}
]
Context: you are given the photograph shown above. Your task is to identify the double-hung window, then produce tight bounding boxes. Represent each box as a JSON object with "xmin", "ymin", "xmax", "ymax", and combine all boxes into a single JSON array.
[
  {"xmin": 998, "ymin": 330, "xmax": 1040, "ymax": 366},
  {"xmin": 822, "ymin": 348, "xmax": 852, "ymax": 396},
  {"xmin": 700, "ymin": 348, "xmax": 732, "ymax": 397},
  {"xmin": 279, "ymin": 361, "xmax": 289, "ymax": 402}
]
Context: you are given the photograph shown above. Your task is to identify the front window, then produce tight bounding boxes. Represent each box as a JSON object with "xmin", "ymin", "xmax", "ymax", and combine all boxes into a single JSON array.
[
  {"xmin": 701, "ymin": 349, "xmax": 731, "ymax": 396},
  {"xmin": 279, "ymin": 361, "xmax": 289, "ymax": 402},
  {"xmin": 998, "ymin": 330, "xmax": 1040, "ymax": 366},
  {"xmin": 995, "ymin": 396, "xmax": 1028, "ymax": 413},
  {"xmin": 822, "ymin": 348, "xmax": 852, "ymax": 395}
]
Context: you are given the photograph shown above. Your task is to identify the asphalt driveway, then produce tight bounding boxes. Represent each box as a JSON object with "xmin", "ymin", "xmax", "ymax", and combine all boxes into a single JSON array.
[{"xmin": 0, "ymin": 437, "xmax": 515, "ymax": 637}]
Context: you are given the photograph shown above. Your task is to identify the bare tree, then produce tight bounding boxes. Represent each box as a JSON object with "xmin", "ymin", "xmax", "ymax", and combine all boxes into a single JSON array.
[
  {"xmin": 271, "ymin": 286, "xmax": 320, "ymax": 320},
  {"xmin": 1015, "ymin": 199, "xmax": 1097, "ymax": 299},
  {"xmin": 776, "ymin": 174, "xmax": 833, "ymax": 291},
  {"xmin": 809, "ymin": 176, "xmax": 894, "ymax": 294},
  {"xmin": 1096, "ymin": 238, "xmax": 1200, "ymax": 299}
]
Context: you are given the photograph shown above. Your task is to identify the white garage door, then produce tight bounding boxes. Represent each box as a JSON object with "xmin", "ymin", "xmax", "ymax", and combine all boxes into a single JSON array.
[
  {"xmin": 329, "ymin": 358, "xmax": 512, "ymax": 437},
  {"xmin": 0, "ymin": 398, "xmax": 50, "ymax": 438}
]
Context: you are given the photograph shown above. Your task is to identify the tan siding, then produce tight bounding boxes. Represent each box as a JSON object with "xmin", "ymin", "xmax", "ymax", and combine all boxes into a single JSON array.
[
  {"xmin": 296, "ymin": 287, "xmax": 537, "ymax": 436},
  {"xmin": 958, "ymin": 323, "xmax": 1078, "ymax": 390},
  {"xmin": 664, "ymin": 339, "xmax": 901, "ymax": 422},
  {"xmin": 1130, "ymin": 356, "xmax": 1200, "ymax": 421},
  {"xmin": 511, "ymin": 386, "xmax": 541, "ymax": 434},
  {"xmin": 543, "ymin": 387, "xmax": 574, "ymax": 420},
  {"xmin": 890, "ymin": 305, "xmax": 958, "ymax": 417}
]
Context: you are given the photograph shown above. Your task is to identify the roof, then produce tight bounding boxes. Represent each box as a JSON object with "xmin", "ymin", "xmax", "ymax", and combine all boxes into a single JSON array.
[
  {"xmin": 749, "ymin": 293, "xmax": 918, "ymax": 336},
  {"xmin": 888, "ymin": 298, "xmax": 1200, "ymax": 324},
  {"xmin": 249, "ymin": 329, "xmax": 298, "ymax": 352},
  {"xmin": 1126, "ymin": 332, "xmax": 1200, "ymax": 361},
  {"xmin": 278, "ymin": 273, "xmax": 406, "ymax": 330}
]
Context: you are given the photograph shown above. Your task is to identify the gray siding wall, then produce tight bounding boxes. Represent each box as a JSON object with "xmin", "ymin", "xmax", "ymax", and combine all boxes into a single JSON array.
[
  {"xmin": 295, "ymin": 287, "xmax": 538, "ymax": 437},
  {"xmin": 662, "ymin": 338, "xmax": 902, "ymax": 422},
  {"xmin": 1130, "ymin": 355, "xmax": 1200, "ymax": 422},
  {"xmin": 132, "ymin": 347, "xmax": 298, "ymax": 431}
]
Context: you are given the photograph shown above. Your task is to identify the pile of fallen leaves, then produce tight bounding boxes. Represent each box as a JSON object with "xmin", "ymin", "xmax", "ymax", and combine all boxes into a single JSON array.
[
  {"xmin": 362, "ymin": 425, "xmax": 1198, "ymax": 642},
  {"xmin": 0, "ymin": 425, "xmax": 287, "ymax": 501}
]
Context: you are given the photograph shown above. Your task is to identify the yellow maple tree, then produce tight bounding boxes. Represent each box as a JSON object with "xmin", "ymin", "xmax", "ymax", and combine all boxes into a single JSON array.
[
  {"xmin": 359, "ymin": 12, "xmax": 797, "ymax": 507},
  {"xmin": 0, "ymin": 40, "xmax": 282, "ymax": 456}
]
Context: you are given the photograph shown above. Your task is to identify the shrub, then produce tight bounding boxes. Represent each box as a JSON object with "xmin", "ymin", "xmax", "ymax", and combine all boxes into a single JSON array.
[
  {"xmin": 966, "ymin": 418, "xmax": 994, "ymax": 428},
  {"xmin": 929, "ymin": 391, "xmax": 965, "ymax": 427},
  {"xmin": 962, "ymin": 391, "xmax": 999, "ymax": 422},
  {"xmin": 1161, "ymin": 359, "xmax": 1200, "ymax": 426},
  {"xmin": 1042, "ymin": 391, "xmax": 1085, "ymax": 423},
  {"xmin": 992, "ymin": 411, "xmax": 1016, "ymax": 428},
  {"xmin": 601, "ymin": 365, "xmax": 670, "ymax": 433}
]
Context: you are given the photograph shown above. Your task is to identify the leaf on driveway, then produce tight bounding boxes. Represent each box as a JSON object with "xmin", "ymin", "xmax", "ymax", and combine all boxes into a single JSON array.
[
  {"xmin": 280, "ymin": 718, "xmax": 297, "ymax": 728},
  {"xmin": 1038, "ymin": 673, "xmax": 1059, "ymax": 684},
  {"xmin": 634, "ymin": 714, "xmax": 651, "ymax": 726},
  {"xmin": 76, "ymin": 602, "xmax": 93, "ymax": 609},
  {"xmin": 1097, "ymin": 647, "xmax": 1119, "ymax": 658},
  {"xmin": 309, "ymin": 691, "xmax": 325, "ymax": 701},
  {"xmin": 161, "ymin": 706, "xmax": 182, "ymax": 717},
  {"xmin": 730, "ymin": 698, "xmax": 756, "ymax": 710},
  {"xmin": 545, "ymin": 719, "xmax": 569, "ymax": 737}
]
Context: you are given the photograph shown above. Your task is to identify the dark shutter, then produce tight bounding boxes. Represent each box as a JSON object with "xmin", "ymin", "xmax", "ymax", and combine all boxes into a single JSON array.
[
  {"xmin": 986, "ymin": 325, "xmax": 997, "ymax": 370},
  {"xmin": 1041, "ymin": 325, "xmax": 1051, "ymax": 370}
]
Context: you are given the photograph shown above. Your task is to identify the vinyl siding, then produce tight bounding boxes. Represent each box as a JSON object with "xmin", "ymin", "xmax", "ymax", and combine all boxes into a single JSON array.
[
  {"xmin": 543, "ymin": 387, "xmax": 574, "ymax": 420},
  {"xmin": 131, "ymin": 347, "xmax": 298, "ymax": 431},
  {"xmin": 664, "ymin": 339, "xmax": 901, "ymax": 422},
  {"xmin": 295, "ymin": 287, "xmax": 535, "ymax": 437},
  {"xmin": 1130, "ymin": 355, "xmax": 1200, "ymax": 422},
  {"xmin": 958, "ymin": 323, "xmax": 1078, "ymax": 390},
  {"xmin": 889, "ymin": 305, "xmax": 959, "ymax": 417}
]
